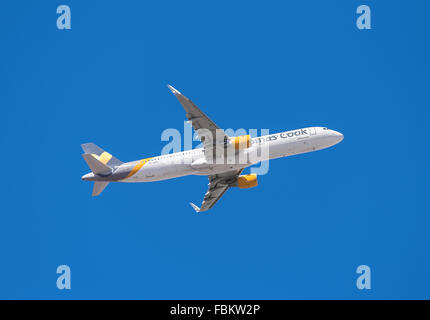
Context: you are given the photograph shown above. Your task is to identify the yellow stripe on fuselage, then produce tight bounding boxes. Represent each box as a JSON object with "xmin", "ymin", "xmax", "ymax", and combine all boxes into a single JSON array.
[{"xmin": 125, "ymin": 158, "xmax": 152, "ymax": 179}]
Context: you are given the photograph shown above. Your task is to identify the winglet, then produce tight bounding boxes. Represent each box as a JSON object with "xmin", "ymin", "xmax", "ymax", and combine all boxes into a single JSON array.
[
  {"xmin": 189, "ymin": 202, "xmax": 200, "ymax": 213},
  {"xmin": 167, "ymin": 84, "xmax": 182, "ymax": 95}
]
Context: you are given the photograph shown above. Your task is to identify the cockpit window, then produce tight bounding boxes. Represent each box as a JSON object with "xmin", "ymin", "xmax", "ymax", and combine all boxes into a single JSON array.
[{"xmin": 323, "ymin": 127, "xmax": 328, "ymax": 130}]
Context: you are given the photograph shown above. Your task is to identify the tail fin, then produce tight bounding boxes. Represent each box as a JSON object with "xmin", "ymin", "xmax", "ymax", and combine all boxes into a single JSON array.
[
  {"xmin": 81, "ymin": 154, "xmax": 111, "ymax": 196},
  {"xmin": 81, "ymin": 143, "xmax": 122, "ymax": 197},
  {"xmin": 81, "ymin": 143, "xmax": 123, "ymax": 168},
  {"xmin": 82, "ymin": 153, "xmax": 112, "ymax": 175}
]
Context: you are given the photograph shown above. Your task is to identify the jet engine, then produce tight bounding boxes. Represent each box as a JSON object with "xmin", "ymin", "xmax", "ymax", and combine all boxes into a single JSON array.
[
  {"xmin": 230, "ymin": 135, "xmax": 251, "ymax": 150},
  {"xmin": 236, "ymin": 174, "xmax": 258, "ymax": 189}
]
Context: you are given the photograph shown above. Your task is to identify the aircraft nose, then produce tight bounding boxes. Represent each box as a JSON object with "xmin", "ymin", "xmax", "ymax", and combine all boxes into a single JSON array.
[{"xmin": 333, "ymin": 130, "xmax": 344, "ymax": 142}]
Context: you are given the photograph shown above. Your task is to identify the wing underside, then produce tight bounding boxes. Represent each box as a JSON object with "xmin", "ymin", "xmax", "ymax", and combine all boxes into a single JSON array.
[
  {"xmin": 167, "ymin": 85, "xmax": 243, "ymax": 213},
  {"xmin": 168, "ymin": 85, "xmax": 228, "ymax": 157},
  {"xmin": 190, "ymin": 169, "xmax": 243, "ymax": 213}
]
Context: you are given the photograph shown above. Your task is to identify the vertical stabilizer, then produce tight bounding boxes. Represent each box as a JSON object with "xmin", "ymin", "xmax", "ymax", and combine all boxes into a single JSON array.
[{"xmin": 81, "ymin": 143, "xmax": 123, "ymax": 167}]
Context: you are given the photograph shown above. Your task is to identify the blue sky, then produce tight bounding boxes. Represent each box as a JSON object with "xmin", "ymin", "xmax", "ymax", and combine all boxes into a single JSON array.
[{"xmin": 0, "ymin": 0, "xmax": 428, "ymax": 299}]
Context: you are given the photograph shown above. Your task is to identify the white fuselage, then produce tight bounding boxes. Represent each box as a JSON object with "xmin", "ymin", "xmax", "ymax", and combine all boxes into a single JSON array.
[{"xmin": 119, "ymin": 127, "xmax": 343, "ymax": 183}]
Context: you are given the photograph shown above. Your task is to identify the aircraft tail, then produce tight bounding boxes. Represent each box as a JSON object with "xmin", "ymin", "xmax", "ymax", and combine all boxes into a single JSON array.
[
  {"xmin": 81, "ymin": 143, "xmax": 122, "ymax": 196},
  {"xmin": 81, "ymin": 143, "xmax": 123, "ymax": 168},
  {"xmin": 82, "ymin": 153, "xmax": 112, "ymax": 175}
]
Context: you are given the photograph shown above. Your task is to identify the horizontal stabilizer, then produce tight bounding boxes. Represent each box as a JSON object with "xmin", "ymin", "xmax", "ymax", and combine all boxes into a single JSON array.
[
  {"xmin": 82, "ymin": 154, "xmax": 112, "ymax": 175},
  {"xmin": 92, "ymin": 181, "xmax": 109, "ymax": 196}
]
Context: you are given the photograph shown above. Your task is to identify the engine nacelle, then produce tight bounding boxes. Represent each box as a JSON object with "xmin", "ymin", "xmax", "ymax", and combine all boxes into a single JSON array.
[
  {"xmin": 230, "ymin": 135, "xmax": 251, "ymax": 150},
  {"xmin": 237, "ymin": 174, "xmax": 258, "ymax": 189}
]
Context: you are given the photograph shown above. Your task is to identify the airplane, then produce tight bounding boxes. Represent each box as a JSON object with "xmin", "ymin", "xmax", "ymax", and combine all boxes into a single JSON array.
[{"xmin": 81, "ymin": 85, "xmax": 344, "ymax": 212}]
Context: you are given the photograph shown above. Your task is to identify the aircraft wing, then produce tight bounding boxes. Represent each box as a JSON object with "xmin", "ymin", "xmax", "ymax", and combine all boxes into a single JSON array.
[
  {"xmin": 190, "ymin": 169, "xmax": 243, "ymax": 213},
  {"xmin": 168, "ymin": 85, "xmax": 228, "ymax": 153}
]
